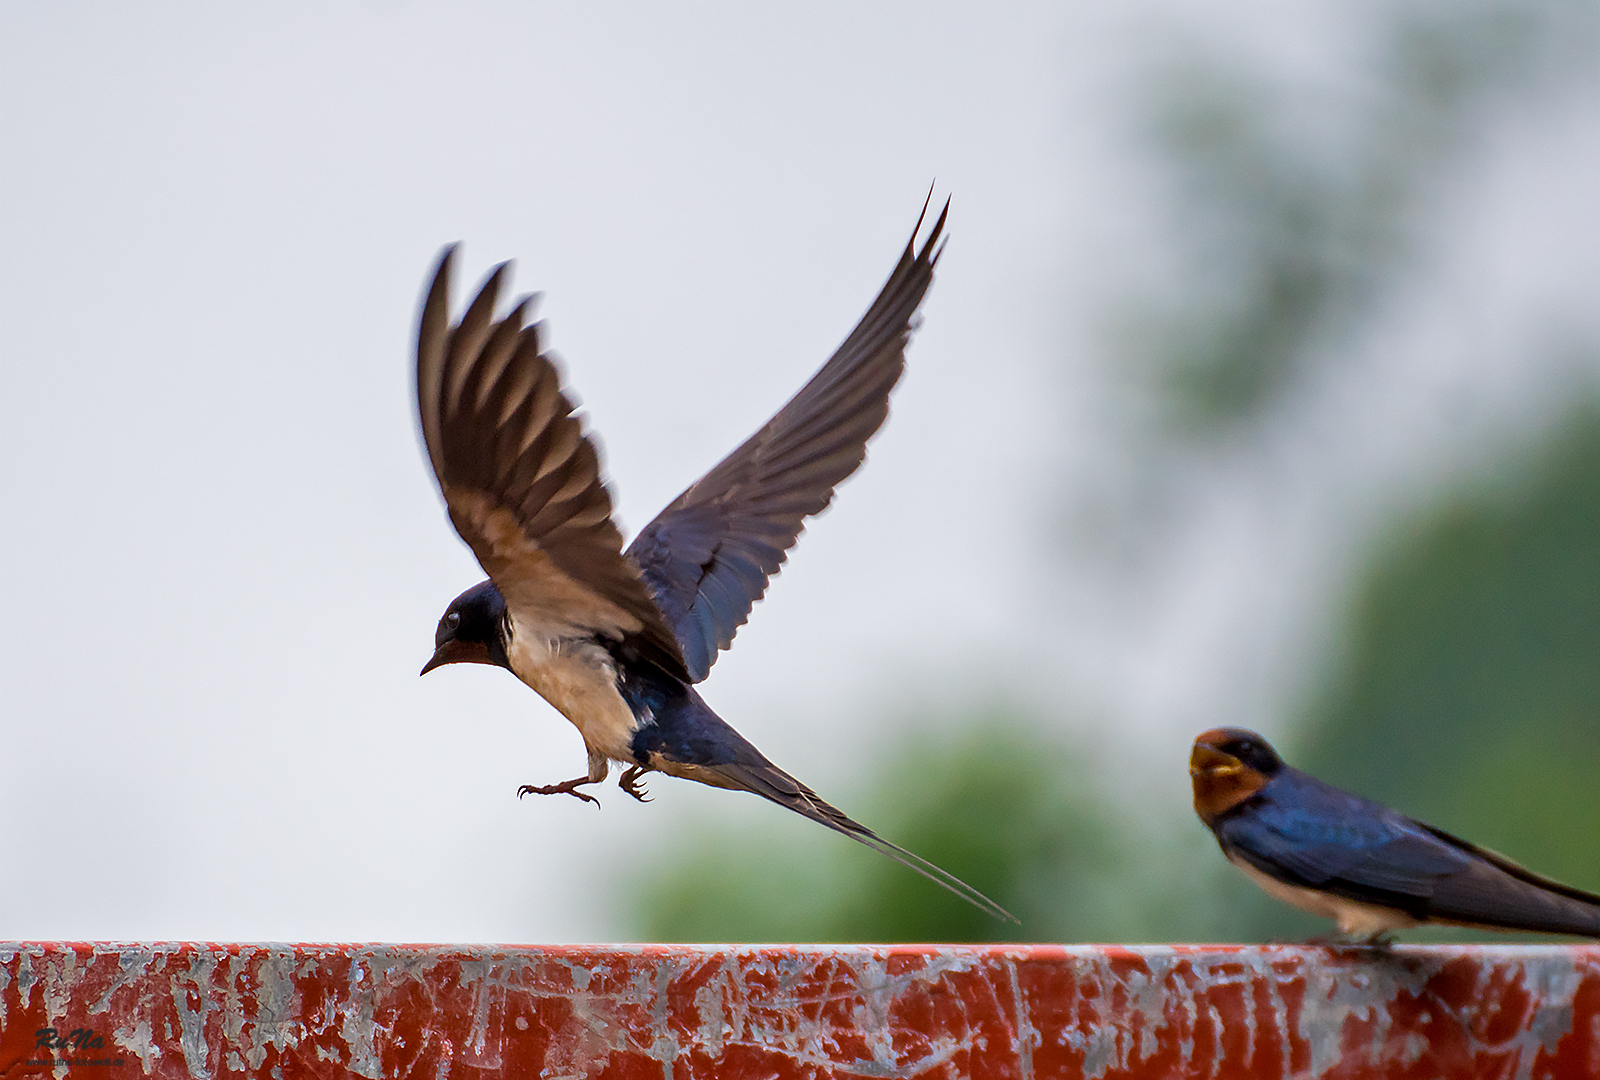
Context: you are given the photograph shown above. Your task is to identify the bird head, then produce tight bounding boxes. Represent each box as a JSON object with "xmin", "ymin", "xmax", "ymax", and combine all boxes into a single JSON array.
[
  {"xmin": 420, "ymin": 580, "xmax": 511, "ymax": 675},
  {"xmin": 1189, "ymin": 727, "xmax": 1284, "ymax": 825}
]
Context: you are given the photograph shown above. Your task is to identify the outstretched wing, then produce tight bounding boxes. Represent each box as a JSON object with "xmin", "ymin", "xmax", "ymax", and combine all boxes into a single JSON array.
[
  {"xmin": 627, "ymin": 197, "xmax": 948, "ymax": 681},
  {"xmin": 417, "ymin": 246, "xmax": 688, "ymax": 679}
]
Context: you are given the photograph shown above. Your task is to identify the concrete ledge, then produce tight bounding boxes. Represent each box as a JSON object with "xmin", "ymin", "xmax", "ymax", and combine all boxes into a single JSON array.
[{"xmin": 3, "ymin": 943, "xmax": 1599, "ymax": 1078}]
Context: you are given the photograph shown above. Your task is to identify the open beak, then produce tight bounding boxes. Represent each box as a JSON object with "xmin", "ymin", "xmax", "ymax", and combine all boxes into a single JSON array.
[{"xmin": 1189, "ymin": 743, "xmax": 1244, "ymax": 778}]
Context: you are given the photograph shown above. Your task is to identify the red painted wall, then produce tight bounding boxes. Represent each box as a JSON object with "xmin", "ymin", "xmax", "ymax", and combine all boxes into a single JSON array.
[{"xmin": 3, "ymin": 943, "xmax": 1598, "ymax": 1078}]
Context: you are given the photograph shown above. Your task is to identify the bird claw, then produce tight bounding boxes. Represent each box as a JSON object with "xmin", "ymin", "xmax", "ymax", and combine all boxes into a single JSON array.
[
  {"xmin": 618, "ymin": 766, "xmax": 652, "ymax": 803},
  {"xmin": 517, "ymin": 780, "xmax": 601, "ymax": 807}
]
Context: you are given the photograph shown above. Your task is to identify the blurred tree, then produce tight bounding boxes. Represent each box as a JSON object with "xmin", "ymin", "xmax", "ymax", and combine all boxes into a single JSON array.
[{"xmin": 1129, "ymin": 0, "xmax": 1596, "ymax": 432}]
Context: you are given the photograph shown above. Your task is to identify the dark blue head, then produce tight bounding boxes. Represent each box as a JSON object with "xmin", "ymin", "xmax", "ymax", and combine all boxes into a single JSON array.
[
  {"xmin": 1195, "ymin": 728, "xmax": 1286, "ymax": 776},
  {"xmin": 420, "ymin": 579, "xmax": 511, "ymax": 675}
]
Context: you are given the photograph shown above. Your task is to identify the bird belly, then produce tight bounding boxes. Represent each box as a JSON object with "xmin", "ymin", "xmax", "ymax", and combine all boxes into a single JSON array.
[
  {"xmin": 506, "ymin": 630, "xmax": 638, "ymax": 766},
  {"xmin": 1232, "ymin": 858, "xmax": 1419, "ymax": 937}
]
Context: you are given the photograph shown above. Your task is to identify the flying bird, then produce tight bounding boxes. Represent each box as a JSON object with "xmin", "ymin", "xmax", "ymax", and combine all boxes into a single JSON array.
[
  {"xmin": 415, "ymin": 199, "xmax": 1011, "ymax": 921},
  {"xmin": 1190, "ymin": 727, "xmax": 1600, "ymax": 940}
]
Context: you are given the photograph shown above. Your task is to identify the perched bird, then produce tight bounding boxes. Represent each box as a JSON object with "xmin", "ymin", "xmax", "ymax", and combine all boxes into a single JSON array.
[
  {"xmin": 1190, "ymin": 727, "xmax": 1600, "ymax": 940},
  {"xmin": 415, "ymin": 199, "xmax": 1011, "ymax": 921}
]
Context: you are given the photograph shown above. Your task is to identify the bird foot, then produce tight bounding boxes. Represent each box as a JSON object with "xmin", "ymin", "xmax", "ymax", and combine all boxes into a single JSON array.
[
  {"xmin": 1302, "ymin": 931, "xmax": 1395, "ymax": 952},
  {"xmin": 618, "ymin": 765, "xmax": 652, "ymax": 803},
  {"xmin": 517, "ymin": 777, "xmax": 601, "ymax": 807}
]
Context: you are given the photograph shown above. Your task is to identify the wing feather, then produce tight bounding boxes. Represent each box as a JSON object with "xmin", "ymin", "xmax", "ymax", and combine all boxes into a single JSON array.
[
  {"xmin": 416, "ymin": 247, "xmax": 688, "ymax": 679},
  {"xmin": 1221, "ymin": 771, "xmax": 1600, "ymax": 934},
  {"xmin": 628, "ymin": 196, "xmax": 949, "ymax": 681}
]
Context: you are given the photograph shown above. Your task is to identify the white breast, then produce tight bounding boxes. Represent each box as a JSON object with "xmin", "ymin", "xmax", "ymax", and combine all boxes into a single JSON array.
[
  {"xmin": 505, "ymin": 621, "xmax": 639, "ymax": 767},
  {"xmin": 1232, "ymin": 858, "xmax": 1419, "ymax": 938}
]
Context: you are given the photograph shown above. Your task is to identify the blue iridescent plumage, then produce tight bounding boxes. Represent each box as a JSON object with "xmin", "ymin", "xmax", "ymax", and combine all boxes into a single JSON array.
[{"xmin": 1193, "ymin": 727, "xmax": 1600, "ymax": 938}]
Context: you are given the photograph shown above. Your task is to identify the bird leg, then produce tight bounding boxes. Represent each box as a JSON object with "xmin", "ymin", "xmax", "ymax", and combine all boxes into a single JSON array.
[
  {"xmin": 517, "ymin": 776, "xmax": 602, "ymax": 807},
  {"xmin": 618, "ymin": 765, "xmax": 653, "ymax": 803}
]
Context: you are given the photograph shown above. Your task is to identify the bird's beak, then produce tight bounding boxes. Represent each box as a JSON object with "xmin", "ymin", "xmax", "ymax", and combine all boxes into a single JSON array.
[
  {"xmin": 420, "ymin": 638, "xmax": 484, "ymax": 675},
  {"xmin": 1190, "ymin": 743, "xmax": 1244, "ymax": 778}
]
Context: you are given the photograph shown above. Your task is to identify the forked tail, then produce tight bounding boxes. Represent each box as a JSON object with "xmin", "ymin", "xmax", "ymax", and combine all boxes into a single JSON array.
[{"xmin": 708, "ymin": 760, "xmax": 1018, "ymax": 923}]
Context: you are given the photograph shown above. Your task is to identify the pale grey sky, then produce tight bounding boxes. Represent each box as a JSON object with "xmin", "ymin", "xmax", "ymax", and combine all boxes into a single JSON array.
[{"xmin": 3, "ymin": 2, "xmax": 1597, "ymax": 942}]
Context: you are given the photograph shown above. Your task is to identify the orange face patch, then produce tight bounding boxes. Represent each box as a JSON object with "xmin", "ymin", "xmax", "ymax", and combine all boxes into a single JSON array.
[{"xmin": 1190, "ymin": 742, "xmax": 1271, "ymax": 824}]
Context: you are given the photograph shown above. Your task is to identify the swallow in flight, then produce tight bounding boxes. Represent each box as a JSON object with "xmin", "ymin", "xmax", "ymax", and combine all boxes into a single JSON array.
[
  {"xmin": 415, "ymin": 199, "xmax": 1011, "ymax": 920},
  {"xmin": 1191, "ymin": 727, "xmax": 1600, "ymax": 940}
]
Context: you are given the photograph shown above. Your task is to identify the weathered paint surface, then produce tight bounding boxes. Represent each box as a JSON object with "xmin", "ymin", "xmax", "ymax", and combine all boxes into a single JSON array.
[{"xmin": 2, "ymin": 944, "xmax": 1598, "ymax": 1078}]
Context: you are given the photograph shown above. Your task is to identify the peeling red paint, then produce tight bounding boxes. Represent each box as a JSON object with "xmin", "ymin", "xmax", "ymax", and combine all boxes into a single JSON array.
[{"xmin": 2, "ymin": 943, "xmax": 1598, "ymax": 1078}]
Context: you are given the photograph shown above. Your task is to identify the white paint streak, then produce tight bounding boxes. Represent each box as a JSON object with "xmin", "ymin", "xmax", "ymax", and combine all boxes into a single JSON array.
[
  {"xmin": 454, "ymin": 955, "xmax": 505, "ymax": 1069},
  {"xmin": 89, "ymin": 946, "xmax": 154, "ymax": 1014},
  {"xmin": 42, "ymin": 948, "xmax": 78, "ymax": 1032},
  {"xmin": 170, "ymin": 950, "xmax": 219, "ymax": 1080},
  {"xmin": 1007, "ymin": 959, "xmax": 1036, "ymax": 1080},
  {"xmin": 113, "ymin": 1013, "xmax": 161, "ymax": 1074},
  {"xmin": 339, "ymin": 958, "xmax": 384, "ymax": 1079},
  {"xmin": 250, "ymin": 948, "xmax": 304, "ymax": 1068}
]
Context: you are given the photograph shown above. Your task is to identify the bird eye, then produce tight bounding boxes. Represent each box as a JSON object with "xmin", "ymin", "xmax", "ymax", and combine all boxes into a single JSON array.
[{"xmin": 445, "ymin": 612, "xmax": 461, "ymax": 631}]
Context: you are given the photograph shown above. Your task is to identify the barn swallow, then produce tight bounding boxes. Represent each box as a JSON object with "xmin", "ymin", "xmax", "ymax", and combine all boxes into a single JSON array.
[
  {"xmin": 1191, "ymin": 727, "xmax": 1600, "ymax": 940},
  {"xmin": 415, "ymin": 198, "xmax": 1012, "ymax": 921}
]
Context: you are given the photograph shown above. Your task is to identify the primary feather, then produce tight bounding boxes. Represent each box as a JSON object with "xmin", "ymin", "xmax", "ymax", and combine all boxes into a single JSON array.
[{"xmin": 628, "ymin": 198, "xmax": 949, "ymax": 680}]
